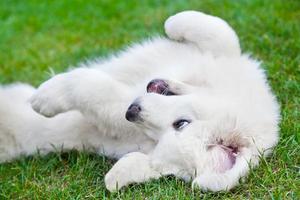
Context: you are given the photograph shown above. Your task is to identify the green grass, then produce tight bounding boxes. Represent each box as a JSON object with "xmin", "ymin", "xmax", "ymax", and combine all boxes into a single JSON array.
[{"xmin": 0, "ymin": 0, "xmax": 299, "ymax": 199}]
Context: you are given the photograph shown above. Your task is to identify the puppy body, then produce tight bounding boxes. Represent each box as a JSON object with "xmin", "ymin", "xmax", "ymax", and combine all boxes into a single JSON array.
[{"xmin": 0, "ymin": 11, "xmax": 279, "ymax": 192}]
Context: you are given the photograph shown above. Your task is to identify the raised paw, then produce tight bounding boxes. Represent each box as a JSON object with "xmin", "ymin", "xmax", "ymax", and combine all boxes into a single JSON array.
[
  {"xmin": 30, "ymin": 74, "xmax": 71, "ymax": 117},
  {"xmin": 164, "ymin": 10, "xmax": 240, "ymax": 56},
  {"xmin": 164, "ymin": 11, "xmax": 205, "ymax": 41}
]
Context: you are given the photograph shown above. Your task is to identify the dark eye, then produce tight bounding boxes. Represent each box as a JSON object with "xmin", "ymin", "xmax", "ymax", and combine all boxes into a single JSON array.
[{"xmin": 172, "ymin": 119, "xmax": 191, "ymax": 130}]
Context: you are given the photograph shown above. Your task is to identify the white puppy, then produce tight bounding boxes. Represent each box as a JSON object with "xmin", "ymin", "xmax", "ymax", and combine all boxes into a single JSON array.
[{"xmin": 0, "ymin": 11, "xmax": 280, "ymax": 192}]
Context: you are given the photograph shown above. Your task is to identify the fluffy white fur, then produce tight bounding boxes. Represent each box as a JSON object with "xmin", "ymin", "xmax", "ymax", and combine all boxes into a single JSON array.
[{"xmin": 0, "ymin": 11, "xmax": 280, "ymax": 192}]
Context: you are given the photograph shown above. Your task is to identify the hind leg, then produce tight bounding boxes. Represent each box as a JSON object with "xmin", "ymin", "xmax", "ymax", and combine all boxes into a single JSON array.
[
  {"xmin": 0, "ymin": 83, "xmax": 35, "ymax": 102},
  {"xmin": 0, "ymin": 84, "xmax": 35, "ymax": 161},
  {"xmin": 165, "ymin": 11, "xmax": 241, "ymax": 57},
  {"xmin": 0, "ymin": 83, "xmax": 102, "ymax": 162}
]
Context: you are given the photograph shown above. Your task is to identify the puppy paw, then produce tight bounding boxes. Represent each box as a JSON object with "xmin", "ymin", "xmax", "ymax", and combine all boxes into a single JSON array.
[
  {"xmin": 164, "ymin": 11, "xmax": 240, "ymax": 56},
  {"xmin": 105, "ymin": 152, "xmax": 161, "ymax": 192},
  {"xmin": 165, "ymin": 11, "xmax": 206, "ymax": 41},
  {"xmin": 30, "ymin": 74, "xmax": 71, "ymax": 117},
  {"xmin": 192, "ymin": 174, "xmax": 233, "ymax": 192},
  {"xmin": 104, "ymin": 167, "xmax": 127, "ymax": 192}
]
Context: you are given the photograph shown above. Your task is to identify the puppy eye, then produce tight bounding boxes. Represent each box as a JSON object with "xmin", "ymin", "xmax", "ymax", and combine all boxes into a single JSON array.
[{"xmin": 173, "ymin": 119, "xmax": 191, "ymax": 130}]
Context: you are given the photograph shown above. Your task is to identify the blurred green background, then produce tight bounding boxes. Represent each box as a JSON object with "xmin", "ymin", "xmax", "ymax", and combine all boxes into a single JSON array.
[{"xmin": 0, "ymin": 0, "xmax": 299, "ymax": 199}]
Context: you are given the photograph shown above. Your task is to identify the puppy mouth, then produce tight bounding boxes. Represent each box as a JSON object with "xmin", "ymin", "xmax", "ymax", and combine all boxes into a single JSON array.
[
  {"xmin": 147, "ymin": 79, "xmax": 177, "ymax": 96},
  {"xmin": 126, "ymin": 79, "xmax": 177, "ymax": 123}
]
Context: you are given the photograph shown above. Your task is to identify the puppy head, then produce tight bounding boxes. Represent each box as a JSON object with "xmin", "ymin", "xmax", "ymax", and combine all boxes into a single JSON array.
[{"xmin": 125, "ymin": 79, "xmax": 250, "ymax": 181}]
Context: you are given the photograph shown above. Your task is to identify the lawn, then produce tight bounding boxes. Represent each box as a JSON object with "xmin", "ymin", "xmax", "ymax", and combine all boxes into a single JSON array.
[{"xmin": 0, "ymin": 0, "xmax": 299, "ymax": 199}]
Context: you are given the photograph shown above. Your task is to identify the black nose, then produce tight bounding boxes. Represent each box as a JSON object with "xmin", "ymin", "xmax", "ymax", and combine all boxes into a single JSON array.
[{"xmin": 125, "ymin": 103, "xmax": 142, "ymax": 122}]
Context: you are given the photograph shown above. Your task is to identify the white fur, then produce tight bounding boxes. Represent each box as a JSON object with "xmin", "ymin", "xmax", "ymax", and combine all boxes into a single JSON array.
[{"xmin": 0, "ymin": 11, "xmax": 280, "ymax": 192}]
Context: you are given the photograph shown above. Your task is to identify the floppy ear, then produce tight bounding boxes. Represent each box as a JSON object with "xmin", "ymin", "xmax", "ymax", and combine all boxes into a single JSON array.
[
  {"xmin": 105, "ymin": 152, "xmax": 161, "ymax": 192},
  {"xmin": 191, "ymin": 117, "xmax": 258, "ymax": 191},
  {"xmin": 192, "ymin": 147, "xmax": 256, "ymax": 192}
]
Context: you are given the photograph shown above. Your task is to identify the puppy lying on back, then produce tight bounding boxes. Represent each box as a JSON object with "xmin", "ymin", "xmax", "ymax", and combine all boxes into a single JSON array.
[{"xmin": 0, "ymin": 11, "xmax": 280, "ymax": 192}]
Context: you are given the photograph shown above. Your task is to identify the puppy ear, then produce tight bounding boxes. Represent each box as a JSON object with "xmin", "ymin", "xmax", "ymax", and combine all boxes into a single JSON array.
[
  {"xmin": 192, "ymin": 154, "xmax": 247, "ymax": 192},
  {"xmin": 192, "ymin": 144, "xmax": 256, "ymax": 192},
  {"xmin": 191, "ymin": 117, "xmax": 254, "ymax": 191}
]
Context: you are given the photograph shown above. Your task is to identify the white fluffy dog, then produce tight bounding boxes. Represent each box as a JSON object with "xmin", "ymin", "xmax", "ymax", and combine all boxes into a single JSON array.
[{"xmin": 0, "ymin": 11, "xmax": 280, "ymax": 192}]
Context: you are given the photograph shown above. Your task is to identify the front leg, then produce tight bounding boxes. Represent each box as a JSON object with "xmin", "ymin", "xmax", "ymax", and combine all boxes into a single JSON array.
[
  {"xmin": 105, "ymin": 152, "xmax": 161, "ymax": 192},
  {"xmin": 31, "ymin": 68, "xmax": 132, "ymax": 117},
  {"xmin": 30, "ymin": 72, "xmax": 72, "ymax": 117},
  {"xmin": 30, "ymin": 68, "xmax": 137, "ymax": 137}
]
